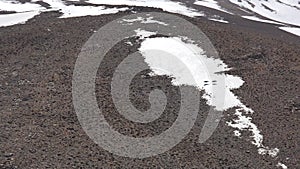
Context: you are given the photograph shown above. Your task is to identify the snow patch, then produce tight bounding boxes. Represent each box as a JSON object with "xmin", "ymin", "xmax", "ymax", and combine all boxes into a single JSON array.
[
  {"xmin": 0, "ymin": 0, "xmax": 205, "ymax": 27},
  {"xmin": 122, "ymin": 16, "xmax": 169, "ymax": 26},
  {"xmin": 0, "ymin": 0, "xmax": 44, "ymax": 12},
  {"xmin": 0, "ymin": 0, "xmax": 130, "ymax": 27},
  {"xmin": 87, "ymin": 0, "xmax": 204, "ymax": 17},
  {"xmin": 137, "ymin": 35, "xmax": 280, "ymax": 158},
  {"xmin": 138, "ymin": 37, "xmax": 244, "ymax": 110},
  {"xmin": 229, "ymin": 0, "xmax": 300, "ymax": 26},
  {"xmin": 0, "ymin": 11, "xmax": 40, "ymax": 27},
  {"xmin": 209, "ymin": 18, "xmax": 229, "ymax": 23},
  {"xmin": 279, "ymin": 27, "xmax": 300, "ymax": 37},
  {"xmin": 134, "ymin": 28, "xmax": 157, "ymax": 39},
  {"xmin": 42, "ymin": 0, "xmax": 129, "ymax": 18},
  {"xmin": 242, "ymin": 16, "xmax": 284, "ymax": 25},
  {"xmin": 277, "ymin": 162, "xmax": 288, "ymax": 169},
  {"xmin": 233, "ymin": 130, "xmax": 241, "ymax": 137},
  {"xmin": 0, "ymin": 0, "xmax": 45, "ymax": 27},
  {"xmin": 194, "ymin": 0, "xmax": 232, "ymax": 14}
]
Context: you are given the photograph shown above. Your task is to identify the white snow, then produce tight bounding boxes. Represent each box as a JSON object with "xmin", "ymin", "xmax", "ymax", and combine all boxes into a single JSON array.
[
  {"xmin": 258, "ymin": 147, "xmax": 279, "ymax": 157},
  {"xmin": 229, "ymin": 0, "xmax": 300, "ymax": 26},
  {"xmin": 233, "ymin": 130, "xmax": 241, "ymax": 137},
  {"xmin": 125, "ymin": 41, "xmax": 134, "ymax": 46},
  {"xmin": 0, "ymin": 0, "xmax": 130, "ymax": 27},
  {"xmin": 59, "ymin": 6, "xmax": 129, "ymax": 18},
  {"xmin": 242, "ymin": 16, "xmax": 283, "ymax": 25},
  {"xmin": 138, "ymin": 37, "xmax": 243, "ymax": 110},
  {"xmin": 87, "ymin": 0, "xmax": 204, "ymax": 17},
  {"xmin": 279, "ymin": 27, "xmax": 300, "ymax": 36},
  {"xmin": 0, "ymin": 11, "xmax": 40, "ymax": 27},
  {"xmin": 228, "ymin": 108, "xmax": 279, "ymax": 157},
  {"xmin": 0, "ymin": 0, "xmax": 44, "ymax": 12},
  {"xmin": 209, "ymin": 18, "xmax": 229, "ymax": 23},
  {"xmin": 134, "ymin": 28, "xmax": 157, "ymax": 39},
  {"xmin": 281, "ymin": 0, "xmax": 300, "ymax": 8},
  {"xmin": 1, "ymin": 0, "xmax": 300, "ymax": 38},
  {"xmin": 122, "ymin": 16, "xmax": 169, "ymax": 26},
  {"xmin": 137, "ymin": 35, "xmax": 280, "ymax": 158},
  {"xmin": 277, "ymin": 162, "xmax": 288, "ymax": 169},
  {"xmin": 42, "ymin": 0, "xmax": 129, "ymax": 18},
  {"xmin": 0, "ymin": 0, "xmax": 45, "ymax": 27},
  {"xmin": 208, "ymin": 15, "xmax": 229, "ymax": 23},
  {"xmin": 194, "ymin": 0, "xmax": 232, "ymax": 14},
  {"xmin": 0, "ymin": 0, "xmax": 204, "ymax": 27}
]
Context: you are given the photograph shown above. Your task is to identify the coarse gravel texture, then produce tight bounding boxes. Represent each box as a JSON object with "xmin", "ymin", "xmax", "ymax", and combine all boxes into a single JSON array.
[{"xmin": 0, "ymin": 7, "xmax": 299, "ymax": 169}]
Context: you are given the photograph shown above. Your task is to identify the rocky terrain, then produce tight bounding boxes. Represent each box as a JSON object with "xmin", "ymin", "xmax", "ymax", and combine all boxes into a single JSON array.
[{"xmin": 0, "ymin": 0, "xmax": 299, "ymax": 169}]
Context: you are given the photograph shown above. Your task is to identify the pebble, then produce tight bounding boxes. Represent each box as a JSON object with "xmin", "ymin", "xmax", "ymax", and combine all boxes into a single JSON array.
[
  {"xmin": 12, "ymin": 71, "xmax": 18, "ymax": 77},
  {"xmin": 4, "ymin": 153, "xmax": 13, "ymax": 157}
]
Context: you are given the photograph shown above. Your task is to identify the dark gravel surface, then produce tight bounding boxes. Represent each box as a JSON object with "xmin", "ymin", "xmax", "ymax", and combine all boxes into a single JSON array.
[{"xmin": 0, "ymin": 8, "xmax": 299, "ymax": 169}]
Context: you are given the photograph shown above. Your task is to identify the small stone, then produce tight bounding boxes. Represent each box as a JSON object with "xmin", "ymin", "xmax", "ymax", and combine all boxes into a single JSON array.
[
  {"xmin": 12, "ymin": 71, "xmax": 18, "ymax": 77},
  {"xmin": 29, "ymin": 149, "xmax": 36, "ymax": 153},
  {"xmin": 53, "ymin": 73, "xmax": 60, "ymax": 81},
  {"xmin": 4, "ymin": 153, "xmax": 13, "ymax": 157}
]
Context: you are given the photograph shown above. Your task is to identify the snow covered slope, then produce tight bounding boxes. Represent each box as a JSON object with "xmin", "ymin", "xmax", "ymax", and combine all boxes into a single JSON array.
[
  {"xmin": 228, "ymin": 0, "xmax": 300, "ymax": 26},
  {"xmin": 193, "ymin": 0, "xmax": 300, "ymax": 36},
  {"xmin": 0, "ymin": 0, "xmax": 203, "ymax": 27},
  {"xmin": 194, "ymin": 0, "xmax": 232, "ymax": 14},
  {"xmin": 0, "ymin": 0, "xmax": 299, "ymax": 37}
]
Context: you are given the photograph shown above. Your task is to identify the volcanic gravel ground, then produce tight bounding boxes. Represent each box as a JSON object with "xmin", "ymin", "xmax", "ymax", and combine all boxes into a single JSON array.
[{"xmin": 0, "ymin": 9, "xmax": 299, "ymax": 169}]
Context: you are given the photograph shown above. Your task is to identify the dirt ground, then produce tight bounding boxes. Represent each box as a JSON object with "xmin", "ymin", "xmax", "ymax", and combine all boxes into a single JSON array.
[{"xmin": 0, "ymin": 7, "xmax": 299, "ymax": 169}]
